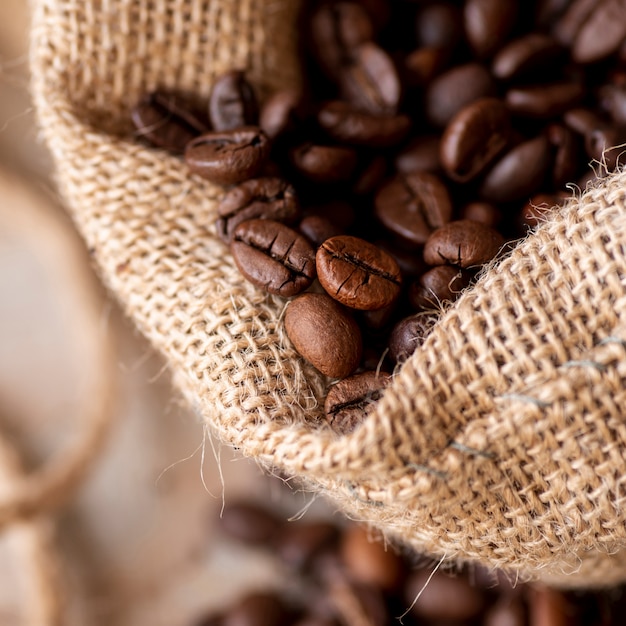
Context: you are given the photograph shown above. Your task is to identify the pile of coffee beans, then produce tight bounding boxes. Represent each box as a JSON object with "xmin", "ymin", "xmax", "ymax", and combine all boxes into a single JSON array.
[
  {"xmin": 132, "ymin": 0, "xmax": 626, "ymax": 435},
  {"xmin": 191, "ymin": 497, "xmax": 626, "ymax": 626}
]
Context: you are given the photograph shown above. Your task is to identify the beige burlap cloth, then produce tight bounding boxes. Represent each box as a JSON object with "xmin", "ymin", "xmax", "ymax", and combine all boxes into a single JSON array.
[{"xmin": 31, "ymin": 0, "xmax": 626, "ymax": 588}]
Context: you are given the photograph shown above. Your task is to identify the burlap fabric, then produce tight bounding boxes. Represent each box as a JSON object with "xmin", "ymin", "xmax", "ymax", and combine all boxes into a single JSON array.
[{"xmin": 30, "ymin": 0, "xmax": 626, "ymax": 588}]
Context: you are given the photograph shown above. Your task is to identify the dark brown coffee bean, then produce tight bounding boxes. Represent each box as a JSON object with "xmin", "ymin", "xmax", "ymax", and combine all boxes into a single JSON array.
[
  {"xmin": 527, "ymin": 586, "xmax": 572, "ymax": 626},
  {"xmin": 185, "ymin": 127, "xmax": 270, "ymax": 186},
  {"xmin": 284, "ymin": 293, "xmax": 362, "ymax": 378},
  {"xmin": 479, "ymin": 135, "xmax": 552, "ymax": 203},
  {"xmin": 563, "ymin": 107, "xmax": 604, "ymax": 135},
  {"xmin": 409, "ymin": 265, "xmax": 472, "ymax": 310},
  {"xmin": 324, "ymin": 371, "xmax": 391, "ymax": 435},
  {"xmin": 339, "ymin": 42, "xmax": 402, "ymax": 115},
  {"xmin": 299, "ymin": 215, "xmax": 343, "ymax": 248},
  {"xmin": 460, "ymin": 201, "xmax": 501, "ymax": 227},
  {"xmin": 222, "ymin": 592, "xmax": 290, "ymax": 626},
  {"xmin": 464, "ymin": 0, "xmax": 518, "ymax": 59},
  {"xmin": 259, "ymin": 89, "xmax": 303, "ymax": 140},
  {"xmin": 374, "ymin": 172, "xmax": 453, "ymax": 246},
  {"xmin": 405, "ymin": 570, "xmax": 485, "ymax": 621},
  {"xmin": 599, "ymin": 82, "xmax": 626, "ymax": 126},
  {"xmin": 290, "ymin": 143, "xmax": 358, "ymax": 183},
  {"xmin": 552, "ymin": 0, "xmax": 597, "ymax": 48},
  {"xmin": 424, "ymin": 220, "xmax": 505, "ymax": 268},
  {"xmin": 131, "ymin": 91, "xmax": 209, "ymax": 153},
  {"xmin": 231, "ymin": 219, "xmax": 316, "ymax": 297},
  {"xmin": 403, "ymin": 46, "xmax": 450, "ymax": 87},
  {"xmin": 425, "ymin": 63, "xmax": 496, "ymax": 128},
  {"xmin": 585, "ymin": 125, "xmax": 626, "ymax": 171},
  {"xmin": 415, "ymin": 2, "xmax": 463, "ymax": 50},
  {"xmin": 492, "ymin": 33, "xmax": 563, "ymax": 81},
  {"xmin": 275, "ymin": 520, "xmax": 339, "ymax": 571},
  {"xmin": 216, "ymin": 177, "xmax": 299, "ymax": 243},
  {"xmin": 352, "ymin": 156, "xmax": 387, "ymax": 196},
  {"xmin": 506, "ymin": 81, "xmax": 585, "ymax": 119},
  {"xmin": 484, "ymin": 596, "xmax": 526, "ymax": 626},
  {"xmin": 208, "ymin": 70, "xmax": 258, "ymax": 131},
  {"xmin": 519, "ymin": 193, "xmax": 563, "ymax": 229},
  {"xmin": 394, "ymin": 135, "xmax": 441, "ymax": 175},
  {"xmin": 218, "ymin": 501, "xmax": 280, "ymax": 546},
  {"xmin": 374, "ymin": 239, "xmax": 428, "ymax": 280},
  {"xmin": 571, "ymin": 0, "xmax": 626, "ymax": 64},
  {"xmin": 303, "ymin": 201, "xmax": 356, "ymax": 232},
  {"xmin": 388, "ymin": 313, "xmax": 437, "ymax": 364},
  {"xmin": 316, "ymin": 236, "xmax": 402, "ymax": 310},
  {"xmin": 440, "ymin": 98, "xmax": 511, "ymax": 183},
  {"xmin": 317, "ymin": 101, "xmax": 411, "ymax": 147},
  {"xmin": 359, "ymin": 302, "xmax": 396, "ymax": 331},
  {"xmin": 340, "ymin": 524, "xmax": 404, "ymax": 590},
  {"xmin": 547, "ymin": 124, "xmax": 582, "ymax": 189}
]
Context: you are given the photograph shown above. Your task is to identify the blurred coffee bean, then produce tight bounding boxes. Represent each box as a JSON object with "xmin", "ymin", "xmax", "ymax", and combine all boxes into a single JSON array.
[
  {"xmin": 259, "ymin": 90, "xmax": 304, "ymax": 140},
  {"xmin": 570, "ymin": 0, "xmax": 626, "ymax": 64},
  {"xmin": 520, "ymin": 193, "xmax": 563, "ymax": 229},
  {"xmin": 388, "ymin": 313, "xmax": 437, "ymax": 364},
  {"xmin": 290, "ymin": 143, "xmax": 358, "ymax": 183},
  {"xmin": 208, "ymin": 70, "xmax": 258, "ymax": 131},
  {"xmin": 552, "ymin": 0, "xmax": 597, "ymax": 47},
  {"xmin": 506, "ymin": 81, "xmax": 585, "ymax": 119},
  {"xmin": 316, "ymin": 236, "xmax": 402, "ymax": 310},
  {"xmin": 484, "ymin": 595, "xmax": 527, "ymax": 626},
  {"xmin": 599, "ymin": 82, "xmax": 626, "ymax": 126},
  {"xmin": 415, "ymin": 2, "xmax": 463, "ymax": 50},
  {"xmin": 394, "ymin": 135, "xmax": 442, "ymax": 174},
  {"xmin": 299, "ymin": 215, "xmax": 343, "ymax": 248},
  {"xmin": 409, "ymin": 265, "xmax": 472, "ymax": 310},
  {"xmin": 440, "ymin": 97, "xmax": 511, "ymax": 182},
  {"xmin": 479, "ymin": 135, "xmax": 552, "ymax": 203},
  {"xmin": 460, "ymin": 201, "xmax": 502, "ymax": 227},
  {"xmin": 131, "ymin": 91, "xmax": 209, "ymax": 153},
  {"xmin": 185, "ymin": 127, "xmax": 270, "ymax": 185},
  {"xmin": 403, "ymin": 46, "xmax": 450, "ymax": 87},
  {"xmin": 527, "ymin": 586, "xmax": 574, "ymax": 626},
  {"xmin": 219, "ymin": 501, "xmax": 280, "ymax": 546},
  {"xmin": 275, "ymin": 520, "xmax": 339, "ymax": 572},
  {"xmin": 285, "ymin": 293, "xmax": 362, "ymax": 379},
  {"xmin": 374, "ymin": 172, "xmax": 453, "ymax": 246},
  {"xmin": 424, "ymin": 220, "xmax": 505, "ymax": 268},
  {"xmin": 216, "ymin": 177, "xmax": 299, "ymax": 243},
  {"xmin": 222, "ymin": 592, "xmax": 291, "ymax": 626},
  {"xmin": 464, "ymin": 0, "xmax": 518, "ymax": 59},
  {"xmin": 324, "ymin": 371, "xmax": 391, "ymax": 435},
  {"xmin": 352, "ymin": 156, "xmax": 387, "ymax": 196},
  {"xmin": 547, "ymin": 124, "xmax": 582, "ymax": 189},
  {"xmin": 492, "ymin": 33, "xmax": 563, "ymax": 81},
  {"xmin": 425, "ymin": 63, "xmax": 496, "ymax": 127}
]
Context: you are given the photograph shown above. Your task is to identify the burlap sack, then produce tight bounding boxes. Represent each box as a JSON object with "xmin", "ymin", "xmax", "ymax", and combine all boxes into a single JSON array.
[{"xmin": 31, "ymin": 0, "xmax": 626, "ymax": 588}]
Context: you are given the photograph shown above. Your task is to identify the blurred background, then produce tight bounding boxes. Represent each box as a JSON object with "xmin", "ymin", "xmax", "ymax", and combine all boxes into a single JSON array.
[{"xmin": 0, "ymin": 3, "xmax": 314, "ymax": 624}]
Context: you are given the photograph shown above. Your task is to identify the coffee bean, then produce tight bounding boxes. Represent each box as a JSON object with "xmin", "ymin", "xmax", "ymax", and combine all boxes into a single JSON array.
[
  {"xmin": 570, "ymin": 0, "xmax": 626, "ymax": 64},
  {"xmin": 340, "ymin": 525, "xmax": 404, "ymax": 590},
  {"xmin": 339, "ymin": 42, "xmax": 402, "ymax": 115},
  {"xmin": 216, "ymin": 177, "xmax": 299, "ymax": 243},
  {"xmin": 324, "ymin": 371, "xmax": 391, "ymax": 435},
  {"xmin": 299, "ymin": 215, "xmax": 343, "ymax": 248},
  {"xmin": 284, "ymin": 293, "xmax": 362, "ymax": 379},
  {"xmin": 219, "ymin": 501, "xmax": 280, "ymax": 546},
  {"xmin": 290, "ymin": 143, "xmax": 358, "ymax": 183},
  {"xmin": 425, "ymin": 63, "xmax": 496, "ymax": 128},
  {"xmin": 527, "ymin": 586, "xmax": 571, "ymax": 626},
  {"xmin": 423, "ymin": 219, "xmax": 505, "ymax": 268},
  {"xmin": 409, "ymin": 265, "xmax": 472, "ymax": 311},
  {"xmin": 492, "ymin": 33, "xmax": 563, "ymax": 81},
  {"xmin": 131, "ymin": 91, "xmax": 209, "ymax": 153},
  {"xmin": 231, "ymin": 219, "xmax": 316, "ymax": 297},
  {"xmin": 208, "ymin": 70, "xmax": 258, "ymax": 131},
  {"xmin": 506, "ymin": 81, "xmax": 585, "ymax": 119},
  {"xmin": 547, "ymin": 124, "xmax": 582, "ymax": 189},
  {"xmin": 520, "ymin": 193, "xmax": 563, "ymax": 229},
  {"xmin": 460, "ymin": 201, "xmax": 501, "ymax": 227},
  {"xmin": 317, "ymin": 101, "xmax": 411, "ymax": 147},
  {"xmin": 440, "ymin": 97, "xmax": 511, "ymax": 183},
  {"xmin": 275, "ymin": 520, "xmax": 339, "ymax": 571},
  {"xmin": 352, "ymin": 156, "xmax": 387, "ymax": 196},
  {"xmin": 222, "ymin": 592, "xmax": 290, "ymax": 626},
  {"xmin": 403, "ymin": 46, "xmax": 450, "ymax": 88},
  {"xmin": 394, "ymin": 135, "xmax": 441, "ymax": 175},
  {"xmin": 374, "ymin": 239, "xmax": 428, "ymax": 280},
  {"xmin": 599, "ymin": 82, "xmax": 626, "ymax": 126},
  {"xmin": 415, "ymin": 2, "xmax": 463, "ymax": 51},
  {"xmin": 259, "ymin": 89, "xmax": 304, "ymax": 140},
  {"xmin": 552, "ymin": 0, "xmax": 596, "ymax": 47},
  {"xmin": 185, "ymin": 127, "xmax": 270, "ymax": 185},
  {"xmin": 585, "ymin": 125, "xmax": 626, "ymax": 171},
  {"xmin": 388, "ymin": 313, "xmax": 437, "ymax": 364},
  {"xmin": 484, "ymin": 596, "xmax": 527, "ymax": 626},
  {"xmin": 464, "ymin": 0, "xmax": 518, "ymax": 59},
  {"xmin": 479, "ymin": 135, "xmax": 552, "ymax": 203},
  {"xmin": 374, "ymin": 172, "xmax": 453, "ymax": 245},
  {"xmin": 316, "ymin": 236, "xmax": 402, "ymax": 311}
]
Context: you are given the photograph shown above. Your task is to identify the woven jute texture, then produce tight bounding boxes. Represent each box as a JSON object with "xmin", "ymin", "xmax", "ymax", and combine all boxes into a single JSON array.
[{"xmin": 31, "ymin": 0, "xmax": 626, "ymax": 588}]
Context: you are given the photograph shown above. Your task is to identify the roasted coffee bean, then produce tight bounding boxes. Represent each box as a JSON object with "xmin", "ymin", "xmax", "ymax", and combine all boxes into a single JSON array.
[
  {"xmin": 492, "ymin": 33, "xmax": 563, "ymax": 81},
  {"xmin": 352, "ymin": 156, "xmax": 387, "ymax": 196},
  {"xmin": 388, "ymin": 313, "xmax": 437, "ymax": 364},
  {"xmin": 324, "ymin": 371, "xmax": 391, "ymax": 435},
  {"xmin": 506, "ymin": 81, "xmax": 585, "ymax": 119},
  {"xmin": 520, "ymin": 193, "xmax": 565, "ymax": 230},
  {"xmin": 585, "ymin": 126, "xmax": 626, "ymax": 171},
  {"xmin": 299, "ymin": 215, "xmax": 343, "ymax": 248},
  {"xmin": 284, "ymin": 293, "xmax": 362, "ymax": 379},
  {"xmin": 208, "ymin": 70, "xmax": 258, "ymax": 131},
  {"xmin": 222, "ymin": 592, "xmax": 290, "ymax": 626},
  {"xmin": 374, "ymin": 172, "xmax": 453, "ymax": 246},
  {"xmin": 403, "ymin": 46, "xmax": 450, "ymax": 87},
  {"xmin": 405, "ymin": 570, "xmax": 485, "ymax": 621},
  {"xmin": 339, "ymin": 42, "xmax": 402, "ymax": 115},
  {"xmin": 316, "ymin": 236, "xmax": 402, "ymax": 310},
  {"xmin": 460, "ymin": 201, "xmax": 501, "ymax": 227},
  {"xmin": 303, "ymin": 200, "xmax": 355, "ymax": 232},
  {"xmin": 275, "ymin": 520, "xmax": 339, "ymax": 571},
  {"xmin": 570, "ymin": 0, "xmax": 626, "ymax": 64},
  {"xmin": 479, "ymin": 135, "xmax": 552, "ymax": 203},
  {"xmin": 290, "ymin": 143, "xmax": 358, "ymax": 183},
  {"xmin": 440, "ymin": 97, "xmax": 511, "ymax": 183},
  {"xmin": 317, "ymin": 101, "xmax": 411, "ymax": 148},
  {"xmin": 464, "ymin": 0, "xmax": 518, "ymax": 59},
  {"xmin": 131, "ymin": 91, "xmax": 209, "ymax": 153},
  {"xmin": 185, "ymin": 127, "xmax": 270, "ymax": 185},
  {"xmin": 599, "ymin": 82, "xmax": 626, "ymax": 126},
  {"xmin": 216, "ymin": 177, "xmax": 299, "ymax": 242},
  {"xmin": 231, "ymin": 219, "xmax": 316, "ymax": 297},
  {"xmin": 484, "ymin": 596, "xmax": 527, "ymax": 626},
  {"xmin": 394, "ymin": 135, "xmax": 441, "ymax": 175},
  {"xmin": 259, "ymin": 89, "xmax": 303, "ymax": 140},
  {"xmin": 547, "ymin": 124, "xmax": 582, "ymax": 189},
  {"xmin": 409, "ymin": 265, "xmax": 472, "ymax": 310},
  {"xmin": 425, "ymin": 63, "xmax": 496, "ymax": 128},
  {"xmin": 424, "ymin": 219, "xmax": 505, "ymax": 268},
  {"xmin": 374, "ymin": 239, "xmax": 428, "ymax": 280},
  {"xmin": 340, "ymin": 524, "xmax": 404, "ymax": 591},
  {"xmin": 527, "ymin": 586, "xmax": 572, "ymax": 626},
  {"xmin": 219, "ymin": 501, "xmax": 280, "ymax": 546},
  {"xmin": 415, "ymin": 2, "xmax": 463, "ymax": 51}
]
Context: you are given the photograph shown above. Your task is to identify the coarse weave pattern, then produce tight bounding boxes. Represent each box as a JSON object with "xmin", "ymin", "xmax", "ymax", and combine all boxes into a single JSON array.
[{"xmin": 31, "ymin": 0, "xmax": 626, "ymax": 587}]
